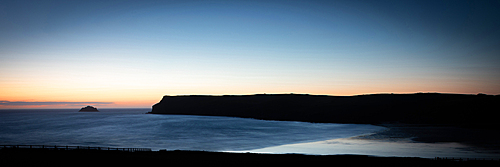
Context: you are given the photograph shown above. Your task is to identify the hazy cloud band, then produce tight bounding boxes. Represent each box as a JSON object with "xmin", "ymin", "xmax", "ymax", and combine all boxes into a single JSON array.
[{"xmin": 0, "ymin": 101, "xmax": 113, "ymax": 106}]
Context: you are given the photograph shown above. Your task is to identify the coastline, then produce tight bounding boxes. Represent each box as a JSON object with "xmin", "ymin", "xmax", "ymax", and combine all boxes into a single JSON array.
[{"xmin": 149, "ymin": 93, "xmax": 500, "ymax": 153}]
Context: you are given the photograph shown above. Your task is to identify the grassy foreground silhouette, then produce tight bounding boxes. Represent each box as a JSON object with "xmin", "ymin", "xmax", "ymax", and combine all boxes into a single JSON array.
[{"xmin": 2, "ymin": 147, "xmax": 499, "ymax": 167}]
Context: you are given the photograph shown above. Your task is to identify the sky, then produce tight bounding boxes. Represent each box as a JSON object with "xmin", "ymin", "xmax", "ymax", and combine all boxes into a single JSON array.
[{"xmin": 1, "ymin": 0, "xmax": 499, "ymax": 108}]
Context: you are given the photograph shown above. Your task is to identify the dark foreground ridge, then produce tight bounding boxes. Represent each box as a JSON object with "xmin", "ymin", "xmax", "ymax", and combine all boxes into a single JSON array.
[
  {"xmin": 150, "ymin": 93, "xmax": 499, "ymax": 129},
  {"xmin": 1, "ymin": 146, "xmax": 498, "ymax": 167}
]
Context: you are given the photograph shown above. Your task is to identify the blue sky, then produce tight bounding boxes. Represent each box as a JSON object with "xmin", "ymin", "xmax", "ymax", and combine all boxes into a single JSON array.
[{"xmin": 1, "ymin": 0, "xmax": 499, "ymax": 108}]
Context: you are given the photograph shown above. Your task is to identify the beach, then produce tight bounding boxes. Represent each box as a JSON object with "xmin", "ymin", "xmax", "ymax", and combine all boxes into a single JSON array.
[{"xmin": 358, "ymin": 124, "xmax": 500, "ymax": 151}]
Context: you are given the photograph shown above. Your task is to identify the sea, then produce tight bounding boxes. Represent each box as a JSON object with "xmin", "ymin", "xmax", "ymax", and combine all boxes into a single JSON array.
[{"xmin": 1, "ymin": 108, "xmax": 499, "ymax": 159}]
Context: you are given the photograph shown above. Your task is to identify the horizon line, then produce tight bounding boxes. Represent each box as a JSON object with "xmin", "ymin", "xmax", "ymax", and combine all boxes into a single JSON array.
[{"xmin": 163, "ymin": 92, "xmax": 498, "ymax": 96}]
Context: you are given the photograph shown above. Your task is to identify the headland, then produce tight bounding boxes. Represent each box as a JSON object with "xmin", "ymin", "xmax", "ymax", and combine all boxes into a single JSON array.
[{"xmin": 150, "ymin": 93, "xmax": 499, "ymax": 129}]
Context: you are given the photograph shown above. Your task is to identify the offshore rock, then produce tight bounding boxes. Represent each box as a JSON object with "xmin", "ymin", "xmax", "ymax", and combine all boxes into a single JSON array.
[{"xmin": 79, "ymin": 106, "xmax": 99, "ymax": 112}]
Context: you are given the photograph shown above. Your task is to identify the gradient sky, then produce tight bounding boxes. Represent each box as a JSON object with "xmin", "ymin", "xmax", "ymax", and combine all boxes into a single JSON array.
[{"xmin": 1, "ymin": 0, "xmax": 499, "ymax": 108}]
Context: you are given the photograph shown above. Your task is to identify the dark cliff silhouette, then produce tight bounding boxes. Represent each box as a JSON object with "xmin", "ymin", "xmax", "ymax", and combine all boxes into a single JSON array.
[
  {"xmin": 79, "ymin": 106, "xmax": 99, "ymax": 112},
  {"xmin": 150, "ymin": 93, "xmax": 499, "ymax": 129}
]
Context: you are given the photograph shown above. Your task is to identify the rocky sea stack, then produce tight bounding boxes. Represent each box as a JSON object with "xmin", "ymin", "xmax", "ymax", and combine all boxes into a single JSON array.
[{"xmin": 79, "ymin": 106, "xmax": 99, "ymax": 112}]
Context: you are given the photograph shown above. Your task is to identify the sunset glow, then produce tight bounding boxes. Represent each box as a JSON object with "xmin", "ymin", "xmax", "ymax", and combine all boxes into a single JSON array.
[{"xmin": 1, "ymin": 0, "xmax": 499, "ymax": 109}]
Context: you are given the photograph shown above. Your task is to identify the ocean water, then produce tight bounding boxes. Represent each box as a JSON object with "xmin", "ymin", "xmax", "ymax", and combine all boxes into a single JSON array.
[
  {"xmin": 1, "ymin": 108, "xmax": 499, "ymax": 159},
  {"xmin": 0, "ymin": 108, "xmax": 382, "ymax": 151}
]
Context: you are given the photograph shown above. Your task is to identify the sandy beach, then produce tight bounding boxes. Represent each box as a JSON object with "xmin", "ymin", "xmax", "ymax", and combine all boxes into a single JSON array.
[
  {"xmin": 237, "ymin": 124, "xmax": 500, "ymax": 159},
  {"xmin": 359, "ymin": 124, "xmax": 500, "ymax": 151}
]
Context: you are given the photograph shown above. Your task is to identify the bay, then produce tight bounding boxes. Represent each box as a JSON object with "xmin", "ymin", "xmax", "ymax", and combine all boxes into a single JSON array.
[
  {"xmin": 0, "ymin": 109, "xmax": 383, "ymax": 151},
  {"xmin": 1, "ymin": 108, "xmax": 499, "ymax": 159}
]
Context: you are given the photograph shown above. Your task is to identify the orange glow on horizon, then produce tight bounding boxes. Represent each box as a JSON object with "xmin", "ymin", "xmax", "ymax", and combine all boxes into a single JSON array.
[
  {"xmin": 1, "ymin": 76, "xmax": 498, "ymax": 109},
  {"xmin": 2, "ymin": 89, "xmax": 495, "ymax": 109},
  {"xmin": 0, "ymin": 100, "xmax": 157, "ymax": 109}
]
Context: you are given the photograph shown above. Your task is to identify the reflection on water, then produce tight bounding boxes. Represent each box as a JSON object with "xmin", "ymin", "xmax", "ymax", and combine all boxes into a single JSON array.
[{"xmin": 240, "ymin": 136, "xmax": 500, "ymax": 159}]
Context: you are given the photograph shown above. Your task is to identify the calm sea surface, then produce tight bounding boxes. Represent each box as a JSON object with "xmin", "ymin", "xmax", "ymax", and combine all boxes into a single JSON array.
[
  {"xmin": 0, "ymin": 109, "xmax": 382, "ymax": 151},
  {"xmin": 1, "ymin": 108, "xmax": 499, "ymax": 159}
]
